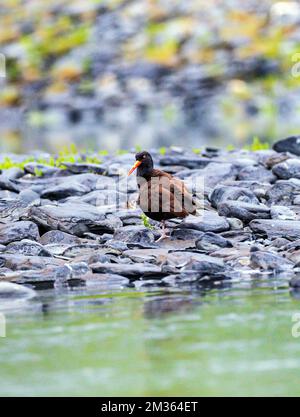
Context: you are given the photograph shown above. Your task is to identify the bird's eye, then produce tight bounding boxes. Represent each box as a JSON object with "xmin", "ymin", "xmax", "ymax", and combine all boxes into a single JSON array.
[{"xmin": 143, "ymin": 155, "xmax": 146, "ymax": 158}]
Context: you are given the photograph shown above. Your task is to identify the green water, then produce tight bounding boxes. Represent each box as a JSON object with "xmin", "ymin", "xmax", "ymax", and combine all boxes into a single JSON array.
[{"xmin": 1, "ymin": 275, "xmax": 300, "ymax": 397}]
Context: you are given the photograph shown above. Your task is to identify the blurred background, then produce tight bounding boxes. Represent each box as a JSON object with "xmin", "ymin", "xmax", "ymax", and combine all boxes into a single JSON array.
[{"xmin": 0, "ymin": 0, "xmax": 300, "ymax": 153}]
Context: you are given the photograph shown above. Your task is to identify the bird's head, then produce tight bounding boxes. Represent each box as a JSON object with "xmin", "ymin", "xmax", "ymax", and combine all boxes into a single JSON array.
[{"xmin": 128, "ymin": 151, "xmax": 154, "ymax": 177}]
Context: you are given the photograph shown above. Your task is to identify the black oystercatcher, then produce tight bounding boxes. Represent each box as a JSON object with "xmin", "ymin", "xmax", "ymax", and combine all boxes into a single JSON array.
[{"xmin": 128, "ymin": 151, "xmax": 197, "ymax": 241}]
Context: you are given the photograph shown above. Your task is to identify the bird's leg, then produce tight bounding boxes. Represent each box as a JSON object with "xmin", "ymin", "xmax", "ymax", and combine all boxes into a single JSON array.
[{"xmin": 155, "ymin": 220, "xmax": 170, "ymax": 242}]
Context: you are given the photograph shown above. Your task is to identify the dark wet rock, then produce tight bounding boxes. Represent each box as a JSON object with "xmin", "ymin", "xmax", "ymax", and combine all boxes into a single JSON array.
[
  {"xmin": 270, "ymin": 205, "xmax": 297, "ymax": 220},
  {"xmin": 237, "ymin": 165, "xmax": 276, "ymax": 183},
  {"xmin": 24, "ymin": 163, "xmax": 60, "ymax": 177},
  {"xmin": 159, "ymin": 155, "xmax": 211, "ymax": 169},
  {"xmin": 178, "ymin": 211, "xmax": 230, "ymax": 233},
  {"xmin": 60, "ymin": 162, "xmax": 106, "ymax": 175},
  {"xmin": 266, "ymin": 180, "xmax": 300, "ymax": 205},
  {"xmin": 250, "ymin": 248, "xmax": 294, "ymax": 271},
  {"xmin": 196, "ymin": 232, "xmax": 233, "ymax": 251},
  {"xmin": 0, "ymin": 221, "xmax": 39, "ymax": 245},
  {"xmin": 210, "ymin": 185, "xmax": 259, "ymax": 208},
  {"xmin": 273, "ymin": 135, "xmax": 300, "ymax": 156},
  {"xmin": 171, "ymin": 228, "xmax": 205, "ymax": 240},
  {"xmin": 113, "ymin": 225, "xmax": 155, "ymax": 243},
  {"xmin": 89, "ymin": 262, "xmax": 164, "ymax": 278},
  {"xmin": 250, "ymin": 219, "xmax": 300, "ymax": 240},
  {"xmin": 272, "ymin": 159, "xmax": 300, "ymax": 179},
  {"xmin": 0, "ymin": 175, "xmax": 20, "ymax": 192},
  {"xmin": 5, "ymin": 239, "xmax": 52, "ymax": 257},
  {"xmin": 39, "ymin": 230, "xmax": 82, "ymax": 245},
  {"xmin": 104, "ymin": 240, "xmax": 128, "ymax": 252},
  {"xmin": 40, "ymin": 173, "xmax": 99, "ymax": 199},
  {"xmin": 28, "ymin": 203, "xmax": 122, "ymax": 236},
  {"xmin": 218, "ymin": 201, "xmax": 270, "ymax": 223}
]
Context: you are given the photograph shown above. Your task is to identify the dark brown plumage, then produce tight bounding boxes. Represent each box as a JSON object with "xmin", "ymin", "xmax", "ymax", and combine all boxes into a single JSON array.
[{"xmin": 128, "ymin": 151, "xmax": 197, "ymax": 240}]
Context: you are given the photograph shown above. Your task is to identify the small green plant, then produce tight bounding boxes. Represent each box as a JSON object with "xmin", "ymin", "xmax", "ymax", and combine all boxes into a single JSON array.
[
  {"xmin": 117, "ymin": 149, "xmax": 128, "ymax": 156},
  {"xmin": 141, "ymin": 213, "xmax": 154, "ymax": 230},
  {"xmin": 246, "ymin": 136, "xmax": 270, "ymax": 151},
  {"xmin": 226, "ymin": 144, "xmax": 235, "ymax": 151},
  {"xmin": 135, "ymin": 145, "xmax": 142, "ymax": 152},
  {"xmin": 159, "ymin": 147, "xmax": 166, "ymax": 156},
  {"xmin": 34, "ymin": 167, "xmax": 44, "ymax": 177},
  {"xmin": 192, "ymin": 148, "xmax": 201, "ymax": 155}
]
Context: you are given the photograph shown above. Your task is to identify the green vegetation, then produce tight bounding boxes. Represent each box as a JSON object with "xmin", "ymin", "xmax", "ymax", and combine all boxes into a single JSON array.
[
  {"xmin": 158, "ymin": 147, "xmax": 166, "ymax": 156},
  {"xmin": 141, "ymin": 213, "xmax": 154, "ymax": 230},
  {"xmin": 192, "ymin": 148, "xmax": 202, "ymax": 155},
  {"xmin": 245, "ymin": 136, "xmax": 270, "ymax": 151}
]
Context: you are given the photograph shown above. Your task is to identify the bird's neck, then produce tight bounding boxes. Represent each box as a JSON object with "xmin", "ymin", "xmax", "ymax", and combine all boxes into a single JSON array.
[{"xmin": 137, "ymin": 166, "xmax": 154, "ymax": 180}]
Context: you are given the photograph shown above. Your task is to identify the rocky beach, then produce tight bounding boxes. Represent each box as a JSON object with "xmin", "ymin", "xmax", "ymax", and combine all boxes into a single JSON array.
[{"xmin": 1, "ymin": 135, "xmax": 300, "ymax": 302}]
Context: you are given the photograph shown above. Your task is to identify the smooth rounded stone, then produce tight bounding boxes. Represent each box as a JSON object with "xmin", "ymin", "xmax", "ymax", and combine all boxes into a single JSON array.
[
  {"xmin": 226, "ymin": 217, "xmax": 244, "ymax": 230},
  {"xmin": 237, "ymin": 165, "xmax": 276, "ymax": 183},
  {"xmin": 294, "ymin": 195, "xmax": 300, "ymax": 205},
  {"xmin": 218, "ymin": 201, "xmax": 270, "ymax": 223},
  {"xmin": 181, "ymin": 255, "xmax": 225, "ymax": 275},
  {"xmin": 28, "ymin": 203, "xmax": 122, "ymax": 236},
  {"xmin": 113, "ymin": 225, "xmax": 155, "ymax": 243},
  {"xmin": 209, "ymin": 185, "xmax": 259, "ymax": 209},
  {"xmin": 39, "ymin": 230, "xmax": 82, "ymax": 245},
  {"xmin": 266, "ymin": 180, "xmax": 300, "ymax": 205},
  {"xmin": 60, "ymin": 162, "xmax": 106, "ymax": 175},
  {"xmin": 0, "ymin": 190, "xmax": 18, "ymax": 199},
  {"xmin": 54, "ymin": 265, "xmax": 72, "ymax": 281},
  {"xmin": 0, "ymin": 221, "xmax": 39, "ymax": 245},
  {"xmin": 0, "ymin": 253, "xmax": 64, "ymax": 271},
  {"xmin": 87, "ymin": 252, "xmax": 112, "ymax": 264},
  {"xmin": 171, "ymin": 228, "xmax": 205, "ymax": 240},
  {"xmin": 268, "ymin": 237, "xmax": 290, "ymax": 248},
  {"xmin": 159, "ymin": 155, "xmax": 211, "ymax": 169},
  {"xmin": 183, "ymin": 163, "xmax": 237, "ymax": 190},
  {"xmin": 178, "ymin": 211, "xmax": 230, "ymax": 233},
  {"xmin": 250, "ymin": 219, "xmax": 300, "ymax": 240},
  {"xmin": 123, "ymin": 248, "xmax": 169, "ymax": 264},
  {"xmin": 24, "ymin": 163, "xmax": 60, "ymax": 177},
  {"xmin": 196, "ymin": 232, "xmax": 232, "ymax": 251},
  {"xmin": 0, "ymin": 244, "xmax": 5, "ymax": 252},
  {"xmin": 5, "ymin": 239, "xmax": 52, "ymax": 257},
  {"xmin": 264, "ymin": 153, "xmax": 290, "ymax": 169},
  {"xmin": 104, "ymin": 240, "xmax": 128, "ymax": 252},
  {"xmin": 250, "ymin": 248, "xmax": 294, "ymax": 271},
  {"xmin": 0, "ymin": 282, "xmax": 36, "ymax": 299},
  {"xmin": 18, "ymin": 189, "xmax": 40, "ymax": 206},
  {"xmin": 270, "ymin": 205, "xmax": 297, "ymax": 220},
  {"xmin": 68, "ymin": 262, "xmax": 91, "ymax": 278},
  {"xmin": 60, "ymin": 243, "xmax": 102, "ymax": 258},
  {"xmin": 273, "ymin": 135, "xmax": 300, "ymax": 156},
  {"xmin": 40, "ymin": 173, "xmax": 99, "ymax": 200},
  {"xmin": 1, "ymin": 167, "xmax": 24, "ymax": 180},
  {"xmin": 89, "ymin": 262, "xmax": 165, "ymax": 278},
  {"xmin": 272, "ymin": 159, "xmax": 300, "ymax": 179},
  {"xmin": 0, "ymin": 175, "xmax": 20, "ymax": 192}
]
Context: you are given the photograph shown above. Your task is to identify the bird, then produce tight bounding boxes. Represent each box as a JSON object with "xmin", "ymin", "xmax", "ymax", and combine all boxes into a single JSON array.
[{"xmin": 128, "ymin": 150, "xmax": 197, "ymax": 242}]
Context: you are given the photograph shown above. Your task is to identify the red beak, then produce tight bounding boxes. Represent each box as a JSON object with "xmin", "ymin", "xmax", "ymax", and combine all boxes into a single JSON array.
[{"xmin": 128, "ymin": 160, "xmax": 142, "ymax": 176}]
